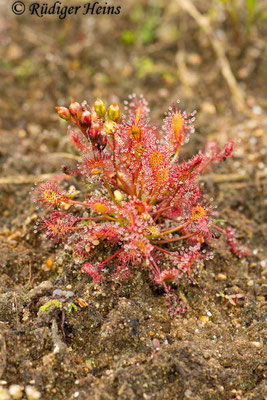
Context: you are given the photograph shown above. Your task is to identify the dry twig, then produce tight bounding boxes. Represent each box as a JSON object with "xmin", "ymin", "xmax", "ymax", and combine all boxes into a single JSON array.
[
  {"xmin": 0, "ymin": 331, "xmax": 7, "ymax": 378},
  {"xmin": 47, "ymin": 152, "xmax": 80, "ymax": 161},
  {"xmin": 176, "ymin": 0, "xmax": 247, "ymax": 111},
  {"xmin": 202, "ymin": 170, "xmax": 267, "ymax": 184},
  {"xmin": 0, "ymin": 173, "xmax": 59, "ymax": 185}
]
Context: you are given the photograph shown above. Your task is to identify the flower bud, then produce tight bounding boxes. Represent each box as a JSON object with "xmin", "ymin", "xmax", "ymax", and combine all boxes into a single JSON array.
[
  {"xmin": 94, "ymin": 98, "xmax": 106, "ymax": 118},
  {"xmin": 104, "ymin": 120, "xmax": 117, "ymax": 134},
  {"xmin": 94, "ymin": 202, "xmax": 108, "ymax": 214},
  {"xmin": 69, "ymin": 99, "xmax": 82, "ymax": 117},
  {"xmin": 80, "ymin": 110, "xmax": 92, "ymax": 126},
  {"xmin": 55, "ymin": 106, "xmax": 71, "ymax": 122},
  {"xmin": 114, "ymin": 190, "xmax": 123, "ymax": 202},
  {"xmin": 108, "ymin": 102, "xmax": 120, "ymax": 122}
]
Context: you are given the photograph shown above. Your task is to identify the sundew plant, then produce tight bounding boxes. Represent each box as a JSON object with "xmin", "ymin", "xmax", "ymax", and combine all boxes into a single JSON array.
[{"xmin": 34, "ymin": 95, "xmax": 249, "ymax": 314}]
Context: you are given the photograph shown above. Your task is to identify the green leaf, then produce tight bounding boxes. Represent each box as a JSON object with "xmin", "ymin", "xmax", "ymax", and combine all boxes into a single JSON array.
[
  {"xmin": 121, "ymin": 30, "xmax": 135, "ymax": 45},
  {"xmin": 67, "ymin": 302, "xmax": 78, "ymax": 312},
  {"xmin": 247, "ymin": 0, "xmax": 256, "ymax": 27},
  {"xmin": 40, "ymin": 300, "xmax": 61, "ymax": 312},
  {"xmin": 247, "ymin": 0, "xmax": 256, "ymax": 15}
]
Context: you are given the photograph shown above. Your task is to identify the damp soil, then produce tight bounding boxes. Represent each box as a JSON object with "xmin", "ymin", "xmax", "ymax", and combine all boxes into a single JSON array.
[{"xmin": 0, "ymin": 2, "xmax": 266, "ymax": 399}]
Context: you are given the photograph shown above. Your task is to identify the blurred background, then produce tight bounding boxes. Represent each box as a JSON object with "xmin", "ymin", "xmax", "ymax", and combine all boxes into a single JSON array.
[
  {"xmin": 0, "ymin": 0, "xmax": 266, "ymax": 173},
  {"xmin": 0, "ymin": 0, "xmax": 266, "ymax": 177}
]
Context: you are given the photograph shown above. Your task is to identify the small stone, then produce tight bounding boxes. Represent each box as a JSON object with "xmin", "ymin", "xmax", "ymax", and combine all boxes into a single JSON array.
[
  {"xmin": 0, "ymin": 387, "xmax": 10, "ymax": 400},
  {"xmin": 251, "ymin": 341, "xmax": 262, "ymax": 348},
  {"xmin": 216, "ymin": 273, "xmax": 227, "ymax": 281},
  {"xmin": 25, "ymin": 386, "xmax": 41, "ymax": 400},
  {"xmin": 9, "ymin": 385, "xmax": 23, "ymax": 399},
  {"xmin": 218, "ymin": 385, "xmax": 224, "ymax": 393},
  {"xmin": 158, "ymin": 88, "xmax": 168, "ymax": 98},
  {"xmin": 201, "ymin": 102, "xmax": 216, "ymax": 114},
  {"xmin": 7, "ymin": 44, "xmax": 23, "ymax": 61},
  {"xmin": 202, "ymin": 350, "xmax": 210, "ymax": 359},
  {"xmin": 207, "ymin": 311, "xmax": 212, "ymax": 317},
  {"xmin": 252, "ymin": 105, "xmax": 262, "ymax": 115},
  {"xmin": 184, "ymin": 389, "xmax": 192, "ymax": 398},
  {"xmin": 231, "ymin": 285, "xmax": 241, "ymax": 294},
  {"xmin": 46, "ymin": 258, "xmax": 53, "ymax": 268},
  {"xmin": 42, "ymin": 352, "xmax": 55, "ymax": 366},
  {"xmin": 18, "ymin": 129, "xmax": 27, "ymax": 138},
  {"xmin": 27, "ymin": 124, "xmax": 41, "ymax": 136},
  {"xmin": 187, "ymin": 53, "xmax": 201, "ymax": 65}
]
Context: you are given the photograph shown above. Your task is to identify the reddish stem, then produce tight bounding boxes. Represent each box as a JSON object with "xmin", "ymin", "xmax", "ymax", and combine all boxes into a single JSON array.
[
  {"xmin": 150, "ymin": 257, "xmax": 161, "ymax": 275},
  {"xmin": 152, "ymin": 232, "xmax": 196, "ymax": 244},
  {"xmin": 153, "ymin": 245, "xmax": 182, "ymax": 259},
  {"xmin": 101, "ymin": 248, "xmax": 124, "ymax": 266},
  {"xmin": 213, "ymin": 224, "xmax": 225, "ymax": 234}
]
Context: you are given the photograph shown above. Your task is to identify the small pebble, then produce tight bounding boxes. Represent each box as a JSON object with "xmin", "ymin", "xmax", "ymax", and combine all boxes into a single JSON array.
[
  {"xmin": 252, "ymin": 105, "xmax": 262, "ymax": 115},
  {"xmin": 207, "ymin": 311, "xmax": 212, "ymax": 317},
  {"xmin": 46, "ymin": 258, "xmax": 53, "ymax": 268},
  {"xmin": 216, "ymin": 273, "xmax": 227, "ymax": 281},
  {"xmin": 25, "ymin": 386, "xmax": 41, "ymax": 400},
  {"xmin": 201, "ymin": 102, "xmax": 216, "ymax": 114},
  {"xmin": 184, "ymin": 389, "xmax": 192, "ymax": 398},
  {"xmin": 8, "ymin": 385, "xmax": 23, "ymax": 399},
  {"xmin": 0, "ymin": 387, "xmax": 10, "ymax": 400},
  {"xmin": 251, "ymin": 341, "xmax": 262, "ymax": 348}
]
